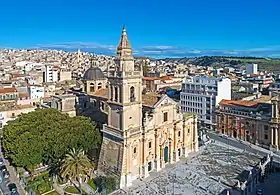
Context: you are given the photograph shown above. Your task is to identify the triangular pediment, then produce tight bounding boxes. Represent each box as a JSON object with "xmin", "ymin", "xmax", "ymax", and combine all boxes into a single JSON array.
[{"xmin": 153, "ymin": 95, "xmax": 178, "ymax": 108}]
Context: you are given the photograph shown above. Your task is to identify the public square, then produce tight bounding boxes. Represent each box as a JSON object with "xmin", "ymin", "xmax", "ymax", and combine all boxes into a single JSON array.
[{"xmin": 112, "ymin": 143, "xmax": 262, "ymax": 195}]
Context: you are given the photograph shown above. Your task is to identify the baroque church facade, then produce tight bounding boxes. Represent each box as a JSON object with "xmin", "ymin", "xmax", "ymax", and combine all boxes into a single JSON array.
[{"xmin": 82, "ymin": 27, "xmax": 199, "ymax": 189}]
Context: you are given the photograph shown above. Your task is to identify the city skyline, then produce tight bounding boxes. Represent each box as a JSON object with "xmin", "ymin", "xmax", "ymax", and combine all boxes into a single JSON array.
[{"xmin": 1, "ymin": 0, "xmax": 280, "ymax": 57}]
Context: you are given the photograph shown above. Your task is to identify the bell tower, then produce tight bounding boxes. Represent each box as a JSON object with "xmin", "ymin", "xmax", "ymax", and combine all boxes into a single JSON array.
[
  {"xmin": 107, "ymin": 26, "xmax": 142, "ymax": 131},
  {"xmin": 99, "ymin": 26, "xmax": 143, "ymax": 188}
]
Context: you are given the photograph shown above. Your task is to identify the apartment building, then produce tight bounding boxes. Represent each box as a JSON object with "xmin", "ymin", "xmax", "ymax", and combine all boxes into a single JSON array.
[
  {"xmin": 180, "ymin": 76, "xmax": 231, "ymax": 129},
  {"xmin": 216, "ymin": 99, "xmax": 274, "ymax": 149}
]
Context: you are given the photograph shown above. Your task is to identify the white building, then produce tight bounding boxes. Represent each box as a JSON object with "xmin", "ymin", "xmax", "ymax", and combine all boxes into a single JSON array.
[
  {"xmin": 44, "ymin": 65, "xmax": 59, "ymax": 83},
  {"xmin": 28, "ymin": 85, "xmax": 45, "ymax": 100},
  {"xmin": 246, "ymin": 64, "xmax": 258, "ymax": 74},
  {"xmin": 180, "ymin": 76, "xmax": 231, "ymax": 129}
]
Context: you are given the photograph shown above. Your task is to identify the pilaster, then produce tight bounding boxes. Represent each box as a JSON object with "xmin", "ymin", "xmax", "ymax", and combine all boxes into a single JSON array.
[
  {"xmin": 169, "ymin": 139, "xmax": 174, "ymax": 164},
  {"xmin": 141, "ymin": 138, "xmax": 149, "ymax": 178},
  {"xmin": 155, "ymin": 133, "xmax": 161, "ymax": 171}
]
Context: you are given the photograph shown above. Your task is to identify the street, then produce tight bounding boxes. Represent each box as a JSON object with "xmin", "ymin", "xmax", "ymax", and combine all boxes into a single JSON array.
[
  {"xmin": 0, "ymin": 141, "xmax": 25, "ymax": 195},
  {"xmin": 206, "ymin": 131, "xmax": 280, "ymax": 162}
]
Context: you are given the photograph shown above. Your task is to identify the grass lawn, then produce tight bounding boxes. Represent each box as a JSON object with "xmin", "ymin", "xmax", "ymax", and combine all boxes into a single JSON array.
[
  {"xmin": 64, "ymin": 186, "xmax": 81, "ymax": 194},
  {"xmin": 44, "ymin": 190, "xmax": 60, "ymax": 195},
  {"xmin": 87, "ymin": 179, "xmax": 97, "ymax": 190}
]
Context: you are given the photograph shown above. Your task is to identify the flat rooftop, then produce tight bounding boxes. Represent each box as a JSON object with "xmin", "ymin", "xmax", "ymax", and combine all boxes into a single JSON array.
[{"xmin": 113, "ymin": 143, "xmax": 261, "ymax": 195}]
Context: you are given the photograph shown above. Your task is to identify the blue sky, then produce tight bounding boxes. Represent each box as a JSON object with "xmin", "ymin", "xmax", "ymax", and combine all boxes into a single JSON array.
[{"xmin": 0, "ymin": 0, "xmax": 280, "ymax": 57}]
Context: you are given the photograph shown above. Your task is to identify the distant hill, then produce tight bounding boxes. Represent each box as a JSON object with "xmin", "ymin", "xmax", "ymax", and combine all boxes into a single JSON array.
[{"xmin": 158, "ymin": 56, "xmax": 280, "ymax": 73}]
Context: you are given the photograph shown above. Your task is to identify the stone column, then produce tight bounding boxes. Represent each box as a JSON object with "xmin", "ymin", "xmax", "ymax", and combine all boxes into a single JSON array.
[
  {"xmin": 169, "ymin": 138, "xmax": 174, "ymax": 164},
  {"xmin": 160, "ymin": 146, "xmax": 165, "ymax": 169},
  {"xmin": 142, "ymin": 138, "xmax": 149, "ymax": 178},
  {"xmin": 271, "ymin": 127, "xmax": 274, "ymax": 146},
  {"xmin": 154, "ymin": 133, "xmax": 161, "ymax": 171},
  {"xmin": 276, "ymin": 128, "xmax": 279, "ymax": 150}
]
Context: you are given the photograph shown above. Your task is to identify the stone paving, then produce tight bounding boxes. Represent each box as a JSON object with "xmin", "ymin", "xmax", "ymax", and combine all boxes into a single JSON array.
[{"xmin": 112, "ymin": 143, "xmax": 262, "ymax": 195}]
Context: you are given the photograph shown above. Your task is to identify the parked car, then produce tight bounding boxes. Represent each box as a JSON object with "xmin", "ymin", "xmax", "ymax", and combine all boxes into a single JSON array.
[
  {"xmin": 220, "ymin": 134, "xmax": 229, "ymax": 139},
  {"xmin": 0, "ymin": 165, "xmax": 7, "ymax": 172},
  {"xmin": 0, "ymin": 158, "xmax": 3, "ymax": 165},
  {"xmin": 8, "ymin": 183, "xmax": 17, "ymax": 193}
]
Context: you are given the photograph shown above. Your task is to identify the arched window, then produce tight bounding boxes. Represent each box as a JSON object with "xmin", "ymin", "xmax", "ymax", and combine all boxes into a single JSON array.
[
  {"xmin": 98, "ymin": 83, "xmax": 102, "ymax": 90},
  {"xmin": 130, "ymin": 86, "xmax": 135, "ymax": 102},
  {"xmin": 90, "ymin": 83, "xmax": 95, "ymax": 92},
  {"xmin": 114, "ymin": 86, "xmax": 118, "ymax": 102},
  {"xmin": 101, "ymin": 102, "xmax": 105, "ymax": 110}
]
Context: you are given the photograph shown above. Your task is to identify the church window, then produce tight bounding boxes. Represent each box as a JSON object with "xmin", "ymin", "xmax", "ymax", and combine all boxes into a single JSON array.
[
  {"xmin": 188, "ymin": 128, "xmax": 190, "ymax": 134},
  {"xmin": 178, "ymin": 131, "xmax": 181, "ymax": 137},
  {"xmin": 110, "ymin": 86, "xmax": 113, "ymax": 101},
  {"xmin": 98, "ymin": 83, "xmax": 102, "ymax": 90},
  {"xmin": 148, "ymin": 141, "xmax": 152, "ymax": 148},
  {"xmin": 163, "ymin": 112, "xmax": 168, "ymax": 122},
  {"xmin": 133, "ymin": 147, "xmax": 137, "ymax": 153},
  {"xmin": 114, "ymin": 86, "xmax": 118, "ymax": 102},
  {"xmin": 130, "ymin": 86, "xmax": 135, "ymax": 102},
  {"xmin": 90, "ymin": 83, "xmax": 95, "ymax": 92}
]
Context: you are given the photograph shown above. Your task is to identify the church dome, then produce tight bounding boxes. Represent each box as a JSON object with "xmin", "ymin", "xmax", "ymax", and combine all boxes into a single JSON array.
[{"xmin": 83, "ymin": 67, "xmax": 105, "ymax": 80}]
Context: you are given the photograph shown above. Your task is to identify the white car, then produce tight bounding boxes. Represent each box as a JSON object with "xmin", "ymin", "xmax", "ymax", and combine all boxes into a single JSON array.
[{"xmin": 220, "ymin": 134, "xmax": 229, "ymax": 139}]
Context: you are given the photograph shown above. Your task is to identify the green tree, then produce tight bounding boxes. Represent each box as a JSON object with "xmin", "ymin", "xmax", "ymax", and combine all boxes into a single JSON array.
[
  {"xmin": 2, "ymin": 108, "xmax": 101, "ymax": 169},
  {"xmin": 61, "ymin": 148, "xmax": 92, "ymax": 191}
]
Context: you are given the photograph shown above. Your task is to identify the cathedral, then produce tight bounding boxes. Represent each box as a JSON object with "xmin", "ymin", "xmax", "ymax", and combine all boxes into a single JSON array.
[{"xmin": 82, "ymin": 27, "xmax": 199, "ymax": 189}]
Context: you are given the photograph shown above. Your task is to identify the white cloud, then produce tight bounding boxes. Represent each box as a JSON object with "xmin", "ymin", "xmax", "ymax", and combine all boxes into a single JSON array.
[{"xmin": 35, "ymin": 42, "xmax": 280, "ymax": 58}]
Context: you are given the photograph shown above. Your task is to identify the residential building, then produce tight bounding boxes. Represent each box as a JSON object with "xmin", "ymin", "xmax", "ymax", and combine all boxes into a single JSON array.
[
  {"xmin": 43, "ymin": 65, "xmax": 59, "ymax": 83},
  {"xmin": 28, "ymin": 85, "xmax": 45, "ymax": 100},
  {"xmin": 0, "ymin": 103, "xmax": 36, "ymax": 131},
  {"xmin": 143, "ymin": 76, "xmax": 182, "ymax": 92},
  {"xmin": 180, "ymin": 76, "xmax": 231, "ymax": 129},
  {"xmin": 0, "ymin": 88, "xmax": 18, "ymax": 101},
  {"xmin": 59, "ymin": 70, "xmax": 72, "ymax": 81},
  {"xmin": 92, "ymin": 27, "xmax": 198, "ymax": 189},
  {"xmin": 216, "ymin": 99, "xmax": 271, "ymax": 148},
  {"xmin": 51, "ymin": 94, "xmax": 76, "ymax": 117},
  {"xmin": 246, "ymin": 63, "xmax": 258, "ymax": 74}
]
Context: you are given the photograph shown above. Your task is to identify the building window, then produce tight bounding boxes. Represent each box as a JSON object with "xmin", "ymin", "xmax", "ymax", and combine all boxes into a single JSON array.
[
  {"xmin": 265, "ymin": 134, "xmax": 268, "ymax": 140},
  {"xmin": 148, "ymin": 142, "xmax": 152, "ymax": 148},
  {"xmin": 133, "ymin": 147, "xmax": 137, "ymax": 153},
  {"xmin": 178, "ymin": 131, "xmax": 181, "ymax": 137},
  {"xmin": 11, "ymin": 113, "xmax": 15, "ymax": 118},
  {"xmin": 114, "ymin": 86, "xmax": 118, "ymax": 102},
  {"xmin": 130, "ymin": 86, "xmax": 135, "ymax": 102},
  {"xmin": 264, "ymin": 125, "xmax": 269, "ymax": 131},
  {"xmin": 98, "ymin": 83, "xmax": 102, "ymax": 90},
  {"xmin": 163, "ymin": 112, "xmax": 168, "ymax": 122},
  {"xmin": 188, "ymin": 128, "xmax": 190, "ymax": 134},
  {"xmin": 90, "ymin": 83, "xmax": 95, "ymax": 92}
]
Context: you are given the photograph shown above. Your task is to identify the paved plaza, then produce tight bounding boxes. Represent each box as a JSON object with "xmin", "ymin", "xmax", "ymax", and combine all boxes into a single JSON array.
[{"xmin": 112, "ymin": 143, "xmax": 262, "ymax": 195}]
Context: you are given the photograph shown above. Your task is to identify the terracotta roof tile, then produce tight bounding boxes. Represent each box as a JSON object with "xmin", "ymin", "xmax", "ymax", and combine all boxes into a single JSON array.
[
  {"xmin": 220, "ymin": 99, "xmax": 259, "ymax": 108},
  {"xmin": 142, "ymin": 93, "xmax": 160, "ymax": 107},
  {"xmin": 143, "ymin": 77, "xmax": 160, "ymax": 81},
  {"xmin": 0, "ymin": 87, "xmax": 17, "ymax": 94}
]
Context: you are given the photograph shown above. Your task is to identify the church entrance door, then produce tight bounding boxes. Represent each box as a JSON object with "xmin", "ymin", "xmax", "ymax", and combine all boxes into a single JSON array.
[{"xmin": 164, "ymin": 146, "xmax": 168, "ymax": 163}]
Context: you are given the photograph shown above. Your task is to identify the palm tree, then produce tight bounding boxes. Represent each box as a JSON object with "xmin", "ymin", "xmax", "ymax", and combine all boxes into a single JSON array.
[{"xmin": 60, "ymin": 148, "xmax": 93, "ymax": 191}]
